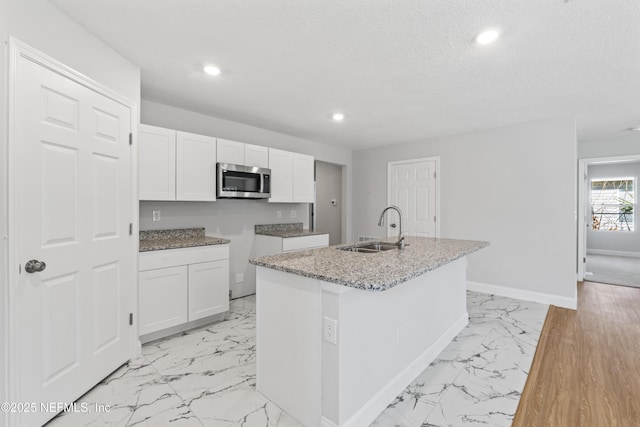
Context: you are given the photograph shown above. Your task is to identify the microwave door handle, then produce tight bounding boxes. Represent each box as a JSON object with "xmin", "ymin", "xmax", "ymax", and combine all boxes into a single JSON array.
[{"xmin": 260, "ymin": 173, "xmax": 264, "ymax": 193}]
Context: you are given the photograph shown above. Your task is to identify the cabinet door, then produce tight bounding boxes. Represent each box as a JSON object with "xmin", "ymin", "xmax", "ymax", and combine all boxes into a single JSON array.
[
  {"xmin": 268, "ymin": 149, "xmax": 294, "ymax": 202},
  {"xmin": 245, "ymin": 143, "xmax": 269, "ymax": 168},
  {"xmin": 188, "ymin": 260, "xmax": 229, "ymax": 321},
  {"xmin": 217, "ymin": 139, "xmax": 245, "ymax": 165},
  {"xmin": 138, "ymin": 124, "xmax": 176, "ymax": 200},
  {"xmin": 293, "ymin": 153, "xmax": 315, "ymax": 203},
  {"xmin": 176, "ymin": 131, "xmax": 217, "ymax": 201},
  {"xmin": 138, "ymin": 266, "xmax": 188, "ymax": 335}
]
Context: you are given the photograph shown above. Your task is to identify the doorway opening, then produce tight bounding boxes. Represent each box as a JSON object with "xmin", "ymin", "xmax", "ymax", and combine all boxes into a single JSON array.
[
  {"xmin": 314, "ymin": 161, "xmax": 344, "ymax": 245},
  {"xmin": 578, "ymin": 155, "xmax": 640, "ymax": 289}
]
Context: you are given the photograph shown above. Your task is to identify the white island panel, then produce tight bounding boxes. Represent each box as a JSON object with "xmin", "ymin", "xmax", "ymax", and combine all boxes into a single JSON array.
[{"xmin": 256, "ymin": 257, "xmax": 468, "ymax": 427}]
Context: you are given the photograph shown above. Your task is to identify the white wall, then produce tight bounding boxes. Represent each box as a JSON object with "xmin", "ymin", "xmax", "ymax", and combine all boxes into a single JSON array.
[
  {"xmin": 587, "ymin": 162, "xmax": 640, "ymax": 255},
  {"xmin": 352, "ymin": 116, "xmax": 577, "ymax": 303},
  {"xmin": 0, "ymin": 0, "xmax": 141, "ymax": 418},
  {"xmin": 140, "ymin": 100, "xmax": 353, "ymax": 296},
  {"xmin": 579, "ymin": 133, "xmax": 640, "ymax": 158}
]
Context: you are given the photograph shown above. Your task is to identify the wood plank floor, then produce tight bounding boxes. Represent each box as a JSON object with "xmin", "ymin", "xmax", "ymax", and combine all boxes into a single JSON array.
[{"xmin": 513, "ymin": 281, "xmax": 640, "ymax": 427}]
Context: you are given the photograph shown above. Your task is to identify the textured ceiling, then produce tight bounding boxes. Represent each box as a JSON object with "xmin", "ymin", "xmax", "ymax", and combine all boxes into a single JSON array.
[{"xmin": 50, "ymin": 0, "xmax": 640, "ymax": 149}]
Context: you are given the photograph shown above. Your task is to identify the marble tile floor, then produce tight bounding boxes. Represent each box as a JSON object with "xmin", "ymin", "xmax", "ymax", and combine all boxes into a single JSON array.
[{"xmin": 47, "ymin": 292, "xmax": 548, "ymax": 427}]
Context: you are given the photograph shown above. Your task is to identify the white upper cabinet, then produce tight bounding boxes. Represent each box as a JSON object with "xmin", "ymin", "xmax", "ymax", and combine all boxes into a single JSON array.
[
  {"xmin": 218, "ymin": 139, "xmax": 269, "ymax": 168},
  {"xmin": 138, "ymin": 124, "xmax": 217, "ymax": 201},
  {"xmin": 139, "ymin": 124, "xmax": 176, "ymax": 201},
  {"xmin": 268, "ymin": 148, "xmax": 293, "ymax": 202},
  {"xmin": 217, "ymin": 139, "xmax": 245, "ymax": 165},
  {"xmin": 176, "ymin": 131, "xmax": 217, "ymax": 201},
  {"xmin": 292, "ymin": 153, "xmax": 315, "ymax": 203},
  {"xmin": 268, "ymin": 149, "xmax": 314, "ymax": 203},
  {"xmin": 244, "ymin": 143, "xmax": 269, "ymax": 168}
]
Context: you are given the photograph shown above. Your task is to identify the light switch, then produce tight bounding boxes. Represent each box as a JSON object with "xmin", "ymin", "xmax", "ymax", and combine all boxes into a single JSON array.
[{"xmin": 152, "ymin": 210, "xmax": 161, "ymax": 221}]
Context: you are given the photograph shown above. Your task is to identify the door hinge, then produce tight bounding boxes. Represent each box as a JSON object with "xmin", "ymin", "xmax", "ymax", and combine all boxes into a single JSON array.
[
  {"xmin": 18, "ymin": 264, "xmax": 21, "ymax": 274},
  {"xmin": 434, "ymin": 216, "xmax": 436, "ymax": 222},
  {"xmin": 129, "ymin": 132, "xmax": 133, "ymax": 146},
  {"xmin": 434, "ymin": 171, "xmax": 437, "ymax": 179},
  {"xmin": 583, "ymin": 257, "xmax": 586, "ymax": 263},
  {"xmin": 229, "ymin": 289, "xmax": 232, "ymax": 300},
  {"xmin": 129, "ymin": 313, "xmax": 133, "ymax": 326},
  {"xmin": 129, "ymin": 223, "xmax": 133, "ymax": 235}
]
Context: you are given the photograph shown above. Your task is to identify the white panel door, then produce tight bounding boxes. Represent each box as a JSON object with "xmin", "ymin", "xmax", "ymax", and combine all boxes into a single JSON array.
[
  {"xmin": 268, "ymin": 148, "xmax": 294, "ymax": 202},
  {"xmin": 138, "ymin": 266, "xmax": 188, "ymax": 335},
  {"xmin": 217, "ymin": 138, "xmax": 245, "ymax": 164},
  {"xmin": 293, "ymin": 153, "xmax": 315, "ymax": 203},
  {"xmin": 188, "ymin": 260, "xmax": 229, "ymax": 321},
  {"xmin": 176, "ymin": 131, "xmax": 217, "ymax": 201},
  {"xmin": 138, "ymin": 124, "xmax": 176, "ymax": 200},
  {"xmin": 388, "ymin": 159, "xmax": 438, "ymax": 237},
  {"xmin": 245, "ymin": 143, "xmax": 269, "ymax": 168},
  {"xmin": 13, "ymin": 48, "xmax": 133, "ymax": 426}
]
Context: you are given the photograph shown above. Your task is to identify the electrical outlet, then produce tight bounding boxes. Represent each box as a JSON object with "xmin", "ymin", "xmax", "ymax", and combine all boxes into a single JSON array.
[
  {"xmin": 152, "ymin": 210, "xmax": 161, "ymax": 221},
  {"xmin": 323, "ymin": 316, "xmax": 338, "ymax": 344},
  {"xmin": 290, "ymin": 210, "xmax": 297, "ymax": 218},
  {"xmin": 235, "ymin": 273, "xmax": 244, "ymax": 283},
  {"xmin": 277, "ymin": 210, "xmax": 282, "ymax": 219}
]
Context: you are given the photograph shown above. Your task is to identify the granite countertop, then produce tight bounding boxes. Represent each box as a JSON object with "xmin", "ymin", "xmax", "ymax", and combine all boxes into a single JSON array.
[
  {"xmin": 255, "ymin": 223, "xmax": 328, "ymax": 238},
  {"xmin": 139, "ymin": 228, "xmax": 230, "ymax": 252},
  {"xmin": 250, "ymin": 236, "xmax": 489, "ymax": 292}
]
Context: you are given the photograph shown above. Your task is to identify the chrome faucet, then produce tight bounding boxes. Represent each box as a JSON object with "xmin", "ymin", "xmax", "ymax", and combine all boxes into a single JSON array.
[{"xmin": 378, "ymin": 205, "xmax": 405, "ymax": 250}]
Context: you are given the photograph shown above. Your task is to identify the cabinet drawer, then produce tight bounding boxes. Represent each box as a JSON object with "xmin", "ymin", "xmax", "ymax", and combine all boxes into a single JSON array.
[
  {"xmin": 139, "ymin": 244, "xmax": 229, "ymax": 271},
  {"xmin": 282, "ymin": 234, "xmax": 329, "ymax": 252}
]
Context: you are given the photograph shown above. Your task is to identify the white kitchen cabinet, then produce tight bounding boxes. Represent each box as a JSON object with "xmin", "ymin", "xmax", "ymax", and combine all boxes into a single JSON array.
[
  {"xmin": 268, "ymin": 149, "xmax": 314, "ymax": 203},
  {"xmin": 188, "ymin": 260, "xmax": 229, "ymax": 321},
  {"xmin": 268, "ymin": 148, "xmax": 294, "ymax": 202},
  {"xmin": 138, "ymin": 124, "xmax": 217, "ymax": 201},
  {"xmin": 292, "ymin": 153, "xmax": 315, "ymax": 203},
  {"xmin": 138, "ymin": 244, "xmax": 229, "ymax": 337},
  {"xmin": 255, "ymin": 233, "xmax": 329, "ymax": 257},
  {"xmin": 217, "ymin": 139, "xmax": 245, "ymax": 165},
  {"xmin": 177, "ymin": 131, "xmax": 217, "ymax": 201},
  {"xmin": 218, "ymin": 139, "xmax": 269, "ymax": 168},
  {"xmin": 138, "ymin": 265, "xmax": 188, "ymax": 335},
  {"xmin": 139, "ymin": 124, "xmax": 176, "ymax": 200},
  {"xmin": 244, "ymin": 143, "xmax": 269, "ymax": 168}
]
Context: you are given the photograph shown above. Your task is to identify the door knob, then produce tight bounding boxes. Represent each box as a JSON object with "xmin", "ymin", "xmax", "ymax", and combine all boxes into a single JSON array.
[
  {"xmin": 390, "ymin": 223, "xmax": 397, "ymax": 228},
  {"xmin": 25, "ymin": 260, "xmax": 46, "ymax": 274}
]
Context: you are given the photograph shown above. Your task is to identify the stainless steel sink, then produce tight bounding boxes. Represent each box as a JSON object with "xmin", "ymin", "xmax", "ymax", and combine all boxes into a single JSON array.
[{"xmin": 338, "ymin": 242, "xmax": 399, "ymax": 253}]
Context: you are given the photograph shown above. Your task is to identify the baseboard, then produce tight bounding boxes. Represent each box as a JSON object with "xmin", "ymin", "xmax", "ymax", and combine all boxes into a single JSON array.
[
  {"xmin": 327, "ymin": 313, "xmax": 469, "ymax": 427},
  {"xmin": 467, "ymin": 281, "xmax": 577, "ymax": 310},
  {"xmin": 587, "ymin": 249, "xmax": 640, "ymax": 258}
]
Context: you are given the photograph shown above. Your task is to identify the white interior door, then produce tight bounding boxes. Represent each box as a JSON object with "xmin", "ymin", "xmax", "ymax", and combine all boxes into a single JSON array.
[
  {"xmin": 11, "ymin": 43, "xmax": 133, "ymax": 427},
  {"xmin": 388, "ymin": 158, "xmax": 438, "ymax": 238}
]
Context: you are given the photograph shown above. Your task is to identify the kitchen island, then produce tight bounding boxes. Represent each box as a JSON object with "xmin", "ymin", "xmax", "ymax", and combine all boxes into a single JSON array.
[{"xmin": 250, "ymin": 236, "xmax": 489, "ymax": 427}]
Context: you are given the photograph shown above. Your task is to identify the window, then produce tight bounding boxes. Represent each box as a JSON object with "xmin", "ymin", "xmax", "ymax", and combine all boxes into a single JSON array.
[{"xmin": 591, "ymin": 178, "xmax": 635, "ymax": 231}]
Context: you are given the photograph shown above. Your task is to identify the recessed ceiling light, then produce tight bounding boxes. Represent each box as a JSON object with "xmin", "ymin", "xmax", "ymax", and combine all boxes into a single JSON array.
[
  {"xmin": 475, "ymin": 29, "xmax": 500, "ymax": 45},
  {"xmin": 204, "ymin": 65, "xmax": 221, "ymax": 76},
  {"xmin": 629, "ymin": 126, "xmax": 640, "ymax": 132},
  {"xmin": 332, "ymin": 113, "xmax": 345, "ymax": 122}
]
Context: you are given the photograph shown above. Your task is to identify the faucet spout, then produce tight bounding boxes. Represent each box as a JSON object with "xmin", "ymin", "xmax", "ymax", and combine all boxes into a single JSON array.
[{"xmin": 378, "ymin": 205, "xmax": 404, "ymax": 249}]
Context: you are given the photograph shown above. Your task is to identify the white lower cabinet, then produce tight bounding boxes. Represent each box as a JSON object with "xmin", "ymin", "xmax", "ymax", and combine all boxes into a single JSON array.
[
  {"xmin": 255, "ymin": 234, "xmax": 329, "ymax": 257},
  {"xmin": 138, "ymin": 245, "xmax": 229, "ymax": 336},
  {"xmin": 188, "ymin": 260, "xmax": 229, "ymax": 321},
  {"xmin": 139, "ymin": 266, "xmax": 188, "ymax": 335}
]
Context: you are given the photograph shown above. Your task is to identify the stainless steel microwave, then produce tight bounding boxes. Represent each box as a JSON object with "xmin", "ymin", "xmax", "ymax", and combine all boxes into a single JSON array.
[{"xmin": 216, "ymin": 163, "xmax": 271, "ymax": 199}]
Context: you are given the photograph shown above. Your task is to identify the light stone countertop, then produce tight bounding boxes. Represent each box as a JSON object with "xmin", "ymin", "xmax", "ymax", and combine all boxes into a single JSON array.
[
  {"xmin": 139, "ymin": 228, "xmax": 230, "ymax": 252},
  {"xmin": 254, "ymin": 222, "xmax": 328, "ymax": 238},
  {"xmin": 250, "ymin": 236, "xmax": 489, "ymax": 291}
]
